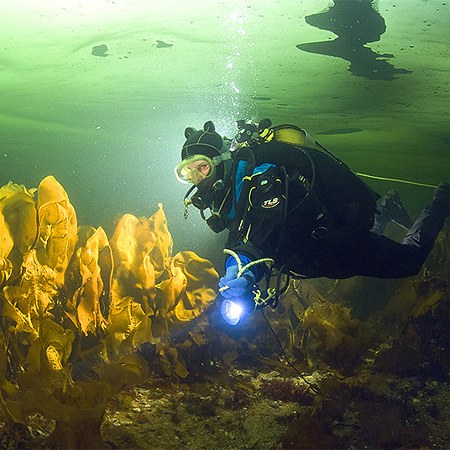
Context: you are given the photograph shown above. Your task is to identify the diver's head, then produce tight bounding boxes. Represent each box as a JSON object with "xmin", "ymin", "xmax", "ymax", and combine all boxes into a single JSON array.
[
  {"xmin": 175, "ymin": 122, "xmax": 233, "ymax": 231},
  {"xmin": 175, "ymin": 121, "xmax": 227, "ymax": 185},
  {"xmin": 181, "ymin": 121, "xmax": 224, "ymax": 161}
]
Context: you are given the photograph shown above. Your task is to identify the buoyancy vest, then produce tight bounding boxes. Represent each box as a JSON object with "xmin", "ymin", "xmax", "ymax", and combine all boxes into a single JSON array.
[{"xmin": 248, "ymin": 125, "xmax": 381, "ymax": 232}]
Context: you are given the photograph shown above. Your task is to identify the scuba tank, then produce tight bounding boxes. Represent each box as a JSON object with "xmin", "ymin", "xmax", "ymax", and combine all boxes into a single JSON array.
[{"xmin": 232, "ymin": 119, "xmax": 380, "ymax": 232}]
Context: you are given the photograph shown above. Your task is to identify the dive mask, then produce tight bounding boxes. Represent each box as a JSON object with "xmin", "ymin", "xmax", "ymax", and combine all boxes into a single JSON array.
[
  {"xmin": 174, "ymin": 154, "xmax": 217, "ymax": 185},
  {"xmin": 174, "ymin": 152, "xmax": 232, "ymax": 185}
]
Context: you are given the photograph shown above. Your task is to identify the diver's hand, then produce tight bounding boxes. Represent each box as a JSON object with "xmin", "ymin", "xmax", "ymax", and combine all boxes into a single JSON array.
[{"xmin": 219, "ymin": 265, "xmax": 255, "ymax": 299}]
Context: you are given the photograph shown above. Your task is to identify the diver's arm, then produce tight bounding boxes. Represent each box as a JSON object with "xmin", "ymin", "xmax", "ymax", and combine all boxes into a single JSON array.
[
  {"xmin": 224, "ymin": 242, "xmax": 267, "ymax": 282},
  {"xmin": 222, "ymin": 163, "xmax": 287, "ymax": 283}
]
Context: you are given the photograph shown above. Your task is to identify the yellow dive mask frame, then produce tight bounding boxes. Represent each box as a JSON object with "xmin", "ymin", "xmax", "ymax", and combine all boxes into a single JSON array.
[{"xmin": 174, "ymin": 152, "xmax": 231, "ymax": 185}]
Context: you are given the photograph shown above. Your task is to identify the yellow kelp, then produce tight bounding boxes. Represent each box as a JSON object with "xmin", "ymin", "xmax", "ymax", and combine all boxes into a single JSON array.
[
  {"xmin": 0, "ymin": 177, "xmax": 219, "ymax": 449},
  {"xmin": 0, "ymin": 210, "xmax": 13, "ymax": 286},
  {"xmin": 35, "ymin": 175, "xmax": 78, "ymax": 286},
  {"xmin": 3, "ymin": 250, "xmax": 58, "ymax": 336},
  {"xmin": 108, "ymin": 206, "xmax": 218, "ymax": 378},
  {"xmin": 65, "ymin": 226, "xmax": 112, "ymax": 336},
  {"xmin": 0, "ymin": 182, "xmax": 37, "ymax": 283}
]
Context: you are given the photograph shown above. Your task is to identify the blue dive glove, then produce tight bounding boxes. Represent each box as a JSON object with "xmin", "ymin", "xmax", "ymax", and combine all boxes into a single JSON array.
[{"xmin": 219, "ymin": 259, "xmax": 256, "ymax": 300}]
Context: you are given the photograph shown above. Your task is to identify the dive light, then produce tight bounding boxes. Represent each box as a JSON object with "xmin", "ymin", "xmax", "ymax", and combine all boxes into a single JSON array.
[
  {"xmin": 220, "ymin": 293, "xmax": 255, "ymax": 326},
  {"xmin": 219, "ymin": 249, "xmax": 276, "ymax": 326}
]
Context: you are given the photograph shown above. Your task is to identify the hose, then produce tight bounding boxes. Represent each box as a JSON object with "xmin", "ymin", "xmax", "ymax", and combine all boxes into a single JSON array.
[
  {"xmin": 355, "ymin": 172, "xmax": 438, "ymax": 189},
  {"xmin": 222, "ymin": 248, "xmax": 274, "ymax": 278}
]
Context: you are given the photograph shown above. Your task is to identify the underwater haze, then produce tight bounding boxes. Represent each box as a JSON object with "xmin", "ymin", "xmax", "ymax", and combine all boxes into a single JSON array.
[{"xmin": 1, "ymin": 0, "xmax": 449, "ymax": 264}]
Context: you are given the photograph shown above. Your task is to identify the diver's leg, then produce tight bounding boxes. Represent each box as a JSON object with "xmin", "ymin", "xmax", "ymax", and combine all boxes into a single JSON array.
[
  {"xmin": 367, "ymin": 183, "xmax": 449, "ymax": 277},
  {"xmin": 401, "ymin": 183, "xmax": 450, "ymax": 260},
  {"xmin": 372, "ymin": 190, "xmax": 413, "ymax": 235},
  {"xmin": 322, "ymin": 184, "xmax": 449, "ymax": 279}
]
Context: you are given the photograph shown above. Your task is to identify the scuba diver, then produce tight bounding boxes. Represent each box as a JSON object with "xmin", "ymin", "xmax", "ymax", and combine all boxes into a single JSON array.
[{"xmin": 175, "ymin": 120, "xmax": 450, "ymax": 324}]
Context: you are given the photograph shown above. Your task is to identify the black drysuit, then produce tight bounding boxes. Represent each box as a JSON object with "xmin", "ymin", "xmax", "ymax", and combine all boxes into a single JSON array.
[{"xmin": 225, "ymin": 142, "xmax": 448, "ymax": 279}]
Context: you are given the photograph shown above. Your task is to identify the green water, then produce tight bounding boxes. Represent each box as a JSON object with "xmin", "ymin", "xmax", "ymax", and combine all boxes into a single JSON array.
[{"xmin": 1, "ymin": 0, "xmax": 449, "ymax": 265}]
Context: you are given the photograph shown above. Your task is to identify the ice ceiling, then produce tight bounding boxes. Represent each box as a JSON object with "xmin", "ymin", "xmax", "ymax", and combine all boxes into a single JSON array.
[{"xmin": 0, "ymin": 0, "xmax": 449, "ymax": 257}]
